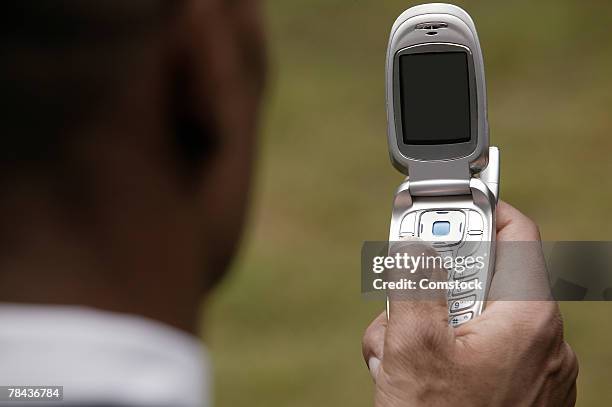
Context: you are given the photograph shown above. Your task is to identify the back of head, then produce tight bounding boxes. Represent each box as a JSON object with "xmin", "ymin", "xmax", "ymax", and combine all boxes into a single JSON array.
[
  {"xmin": 1, "ymin": 1, "xmax": 178, "ymax": 167},
  {"xmin": 0, "ymin": 0, "xmax": 266, "ymax": 333}
]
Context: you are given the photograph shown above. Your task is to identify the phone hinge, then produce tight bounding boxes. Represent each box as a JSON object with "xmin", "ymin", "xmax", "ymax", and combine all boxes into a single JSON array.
[
  {"xmin": 407, "ymin": 160, "xmax": 471, "ymax": 196},
  {"xmin": 409, "ymin": 178, "xmax": 471, "ymax": 196},
  {"xmin": 406, "ymin": 147, "xmax": 500, "ymax": 198}
]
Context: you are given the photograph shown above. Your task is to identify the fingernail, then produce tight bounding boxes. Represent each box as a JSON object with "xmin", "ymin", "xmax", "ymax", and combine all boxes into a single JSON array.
[{"xmin": 368, "ymin": 356, "xmax": 381, "ymax": 382}]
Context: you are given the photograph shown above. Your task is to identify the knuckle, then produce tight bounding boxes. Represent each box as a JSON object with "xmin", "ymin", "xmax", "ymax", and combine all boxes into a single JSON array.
[
  {"xmin": 362, "ymin": 321, "xmax": 375, "ymax": 345},
  {"xmin": 362, "ymin": 330, "xmax": 376, "ymax": 356},
  {"xmin": 564, "ymin": 342, "xmax": 580, "ymax": 380},
  {"xmin": 362, "ymin": 314, "xmax": 385, "ymax": 358},
  {"xmin": 545, "ymin": 341, "xmax": 579, "ymax": 385},
  {"xmin": 361, "ymin": 331, "xmax": 370, "ymax": 355}
]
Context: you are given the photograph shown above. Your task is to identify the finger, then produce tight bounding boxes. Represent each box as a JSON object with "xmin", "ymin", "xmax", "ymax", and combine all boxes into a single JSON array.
[
  {"xmin": 386, "ymin": 240, "xmax": 448, "ymax": 319},
  {"xmin": 553, "ymin": 342, "xmax": 578, "ymax": 407},
  {"xmin": 496, "ymin": 200, "xmax": 540, "ymax": 241},
  {"xmin": 385, "ymin": 241, "xmax": 453, "ymax": 359},
  {"xmin": 362, "ymin": 312, "xmax": 387, "ymax": 381},
  {"xmin": 561, "ymin": 341, "xmax": 579, "ymax": 404},
  {"xmin": 488, "ymin": 201, "xmax": 552, "ymax": 302}
]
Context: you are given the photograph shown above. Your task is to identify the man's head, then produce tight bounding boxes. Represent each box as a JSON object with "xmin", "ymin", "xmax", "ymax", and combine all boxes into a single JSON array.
[{"xmin": 0, "ymin": 0, "xmax": 266, "ymax": 332}]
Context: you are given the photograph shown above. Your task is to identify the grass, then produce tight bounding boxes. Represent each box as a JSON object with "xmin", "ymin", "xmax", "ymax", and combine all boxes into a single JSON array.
[{"xmin": 206, "ymin": 1, "xmax": 612, "ymax": 405}]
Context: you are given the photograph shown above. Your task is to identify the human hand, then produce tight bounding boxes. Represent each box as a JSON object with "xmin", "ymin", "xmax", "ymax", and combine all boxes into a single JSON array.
[{"xmin": 362, "ymin": 201, "xmax": 578, "ymax": 406}]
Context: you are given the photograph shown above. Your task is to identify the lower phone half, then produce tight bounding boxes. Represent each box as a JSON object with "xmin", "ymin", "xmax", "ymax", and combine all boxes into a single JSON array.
[{"xmin": 387, "ymin": 193, "xmax": 496, "ymax": 326}]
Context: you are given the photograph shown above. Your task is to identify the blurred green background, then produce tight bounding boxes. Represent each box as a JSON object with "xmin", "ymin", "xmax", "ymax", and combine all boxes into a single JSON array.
[{"xmin": 206, "ymin": 1, "xmax": 612, "ymax": 405}]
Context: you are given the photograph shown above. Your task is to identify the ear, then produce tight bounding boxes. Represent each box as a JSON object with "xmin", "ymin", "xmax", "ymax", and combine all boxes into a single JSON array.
[
  {"xmin": 168, "ymin": 0, "xmax": 266, "ymax": 286},
  {"xmin": 169, "ymin": 0, "xmax": 266, "ymax": 180}
]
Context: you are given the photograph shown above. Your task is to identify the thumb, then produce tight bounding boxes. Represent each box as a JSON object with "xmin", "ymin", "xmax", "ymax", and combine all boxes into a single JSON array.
[{"xmin": 384, "ymin": 240, "xmax": 453, "ymax": 368}]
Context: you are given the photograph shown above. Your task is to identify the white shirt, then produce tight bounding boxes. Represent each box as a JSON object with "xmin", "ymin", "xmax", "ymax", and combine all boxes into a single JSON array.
[{"xmin": 0, "ymin": 304, "xmax": 210, "ymax": 406}]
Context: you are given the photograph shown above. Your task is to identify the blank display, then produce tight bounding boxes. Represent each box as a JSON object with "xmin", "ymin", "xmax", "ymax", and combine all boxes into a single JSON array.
[{"xmin": 399, "ymin": 52, "xmax": 471, "ymax": 145}]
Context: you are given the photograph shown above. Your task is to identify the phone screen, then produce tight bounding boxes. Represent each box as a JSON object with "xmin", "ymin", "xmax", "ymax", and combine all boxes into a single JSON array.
[{"xmin": 399, "ymin": 51, "xmax": 471, "ymax": 145}]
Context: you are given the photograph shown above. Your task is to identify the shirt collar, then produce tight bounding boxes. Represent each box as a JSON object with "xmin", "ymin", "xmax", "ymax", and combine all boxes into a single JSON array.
[{"xmin": 0, "ymin": 303, "xmax": 210, "ymax": 406}]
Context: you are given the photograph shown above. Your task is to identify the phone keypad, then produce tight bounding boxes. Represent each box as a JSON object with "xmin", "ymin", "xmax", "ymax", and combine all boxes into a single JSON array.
[{"xmin": 397, "ymin": 208, "xmax": 489, "ymax": 326}]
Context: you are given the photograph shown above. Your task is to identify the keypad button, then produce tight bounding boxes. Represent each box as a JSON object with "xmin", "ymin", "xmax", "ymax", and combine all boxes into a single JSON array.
[
  {"xmin": 418, "ymin": 210, "xmax": 465, "ymax": 246},
  {"xmin": 452, "ymin": 268, "xmax": 479, "ymax": 279},
  {"xmin": 467, "ymin": 210, "xmax": 484, "ymax": 233},
  {"xmin": 449, "ymin": 295, "xmax": 476, "ymax": 313},
  {"xmin": 400, "ymin": 212, "xmax": 417, "ymax": 236},
  {"xmin": 449, "ymin": 312, "xmax": 473, "ymax": 327},
  {"xmin": 451, "ymin": 256, "xmax": 481, "ymax": 279},
  {"xmin": 457, "ymin": 237, "xmax": 483, "ymax": 258},
  {"xmin": 452, "ymin": 278, "xmax": 479, "ymax": 297}
]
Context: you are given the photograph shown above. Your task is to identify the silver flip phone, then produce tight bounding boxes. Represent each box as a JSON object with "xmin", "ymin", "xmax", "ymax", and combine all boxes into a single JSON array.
[{"xmin": 385, "ymin": 3, "xmax": 499, "ymax": 326}]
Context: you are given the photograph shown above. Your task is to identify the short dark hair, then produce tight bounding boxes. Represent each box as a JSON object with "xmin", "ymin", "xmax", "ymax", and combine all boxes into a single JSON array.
[{"xmin": 0, "ymin": 1, "xmax": 177, "ymax": 166}]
